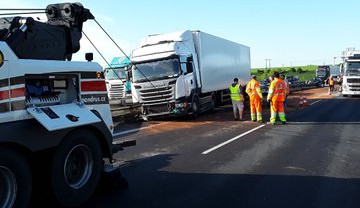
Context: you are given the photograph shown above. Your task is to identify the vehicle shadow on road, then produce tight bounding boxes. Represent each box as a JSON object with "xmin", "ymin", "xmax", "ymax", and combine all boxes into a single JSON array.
[{"xmin": 86, "ymin": 154, "xmax": 360, "ymax": 208}]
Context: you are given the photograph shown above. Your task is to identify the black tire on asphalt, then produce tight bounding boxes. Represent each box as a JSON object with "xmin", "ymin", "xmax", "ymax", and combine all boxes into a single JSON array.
[
  {"xmin": 51, "ymin": 129, "xmax": 102, "ymax": 207},
  {"xmin": 190, "ymin": 95, "xmax": 200, "ymax": 118},
  {"xmin": 0, "ymin": 147, "xmax": 32, "ymax": 208}
]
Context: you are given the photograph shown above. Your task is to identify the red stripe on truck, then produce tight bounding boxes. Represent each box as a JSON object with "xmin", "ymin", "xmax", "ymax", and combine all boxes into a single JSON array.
[
  {"xmin": 0, "ymin": 87, "xmax": 25, "ymax": 100},
  {"xmin": 81, "ymin": 80, "xmax": 107, "ymax": 92}
]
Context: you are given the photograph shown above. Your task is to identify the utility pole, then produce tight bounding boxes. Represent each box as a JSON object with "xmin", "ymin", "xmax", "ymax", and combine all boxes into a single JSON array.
[
  {"xmin": 265, "ymin": 59, "xmax": 271, "ymax": 70},
  {"xmin": 333, "ymin": 57, "xmax": 336, "ymax": 66},
  {"xmin": 269, "ymin": 59, "xmax": 272, "ymax": 70},
  {"xmin": 265, "ymin": 59, "xmax": 268, "ymax": 70}
]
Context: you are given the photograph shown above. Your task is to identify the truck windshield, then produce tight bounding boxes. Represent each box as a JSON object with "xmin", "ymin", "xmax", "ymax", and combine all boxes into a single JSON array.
[
  {"xmin": 316, "ymin": 70, "xmax": 326, "ymax": 77},
  {"xmin": 132, "ymin": 58, "xmax": 180, "ymax": 83},
  {"xmin": 105, "ymin": 67, "xmax": 127, "ymax": 80},
  {"xmin": 345, "ymin": 62, "xmax": 360, "ymax": 76}
]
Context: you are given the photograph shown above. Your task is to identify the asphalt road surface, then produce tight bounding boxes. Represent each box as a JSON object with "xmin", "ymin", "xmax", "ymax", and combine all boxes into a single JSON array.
[{"xmin": 86, "ymin": 95, "xmax": 360, "ymax": 208}]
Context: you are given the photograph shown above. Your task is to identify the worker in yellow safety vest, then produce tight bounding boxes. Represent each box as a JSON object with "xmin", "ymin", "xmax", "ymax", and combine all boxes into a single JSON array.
[
  {"xmin": 267, "ymin": 72, "xmax": 287, "ymax": 125},
  {"xmin": 246, "ymin": 75, "xmax": 263, "ymax": 122},
  {"xmin": 229, "ymin": 78, "xmax": 244, "ymax": 121}
]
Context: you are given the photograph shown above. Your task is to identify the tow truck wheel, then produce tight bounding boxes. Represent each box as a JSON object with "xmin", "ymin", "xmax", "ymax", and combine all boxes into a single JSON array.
[
  {"xmin": 51, "ymin": 130, "xmax": 102, "ymax": 207},
  {"xmin": 0, "ymin": 147, "xmax": 32, "ymax": 208}
]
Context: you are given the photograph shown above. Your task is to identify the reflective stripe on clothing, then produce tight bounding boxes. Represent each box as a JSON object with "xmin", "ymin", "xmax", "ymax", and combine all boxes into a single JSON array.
[
  {"xmin": 267, "ymin": 78, "xmax": 286, "ymax": 102},
  {"xmin": 229, "ymin": 84, "xmax": 243, "ymax": 101},
  {"xmin": 246, "ymin": 79, "xmax": 263, "ymax": 99},
  {"xmin": 270, "ymin": 101, "xmax": 286, "ymax": 123},
  {"xmin": 250, "ymin": 97, "xmax": 262, "ymax": 121}
]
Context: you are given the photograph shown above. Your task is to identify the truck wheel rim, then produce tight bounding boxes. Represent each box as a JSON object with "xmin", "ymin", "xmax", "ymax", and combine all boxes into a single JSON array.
[
  {"xmin": 0, "ymin": 166, "xmax": 17, "ymax": 208},
  {"xmin": 64, "ymin": 144, "xmax": 93, "ymax": 189},
  {"xmin": 193, "ymin": 101, "xmax": 198, "ymax": 112}
]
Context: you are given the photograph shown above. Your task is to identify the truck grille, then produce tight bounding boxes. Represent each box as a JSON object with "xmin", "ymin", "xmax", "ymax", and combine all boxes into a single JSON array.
[
  {"xmin": 144, "ymin": 103, "xmax": 174, "ymax": 114},
  {"xmin": 139, "ymin": 85, "xmax": 174, "ymax": 104},
  {"xmin": 108, "ymin": 84, "xmax": 124, "ymax": 99},
  {"xmin": 347, "ymin": 78, "xmax": 360, "ymax": 83}
]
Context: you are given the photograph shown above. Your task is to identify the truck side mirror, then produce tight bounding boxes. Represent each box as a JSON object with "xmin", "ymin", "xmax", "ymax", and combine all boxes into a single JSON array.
[{"xmin": 180, "ymin": 63, "xmax": 187, "ymax": 75}]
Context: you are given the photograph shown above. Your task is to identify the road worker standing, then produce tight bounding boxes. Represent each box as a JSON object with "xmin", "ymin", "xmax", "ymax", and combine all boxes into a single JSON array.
[
  {"xmin": 229, "ymin": 78, "xmax": 244, "ymax": 121},
  {"xmin": 267, "ymin": 72, "xmax": 287, "ymax": 125},
  {"xmin": 246, "ymin": 75, "xmax": 263, "ymax": 122}
]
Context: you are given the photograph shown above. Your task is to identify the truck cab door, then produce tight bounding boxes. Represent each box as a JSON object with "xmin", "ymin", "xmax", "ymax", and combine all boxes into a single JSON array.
[{"xmin": 180, "ymin": 56, "xmax": 196, "ymax": 97}]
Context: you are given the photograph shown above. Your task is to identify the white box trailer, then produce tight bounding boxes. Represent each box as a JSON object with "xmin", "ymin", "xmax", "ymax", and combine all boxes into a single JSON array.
[
  {"xmin": 193, "ymin": 31, "xmax": 251, "ymax": 93},
  {"xmin": 131, "ymin": 30, "xmax": 251, "ymax": 118}
]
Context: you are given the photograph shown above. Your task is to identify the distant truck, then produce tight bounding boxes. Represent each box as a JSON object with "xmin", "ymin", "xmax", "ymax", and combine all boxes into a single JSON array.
[
  {"xmin": 340, "ymin": 49, "xmax": 360, "ymax": 97},
  {"xmin": 104, "ymin": 56, "xmax": 131, "ymax": 103},
  {"xmin": 104, "ymin": 57, "xmax": 141, "ymax": 118},
  {"xmin": 131, "ymin": 30, "xmax": 251, "ymax": 118},
  {"xmin": 316, "ymin": 65, "xmax": 330, "ymax": 81}
]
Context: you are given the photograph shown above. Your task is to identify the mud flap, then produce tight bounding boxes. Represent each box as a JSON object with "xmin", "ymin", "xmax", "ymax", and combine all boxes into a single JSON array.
[{"xmin": 27, "ymin": 103, "xmax": 101, "ymax": 131}]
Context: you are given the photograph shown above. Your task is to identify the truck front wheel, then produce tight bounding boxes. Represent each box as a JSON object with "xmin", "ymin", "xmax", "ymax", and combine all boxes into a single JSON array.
[
  {"xmin": 0, "ymin": 147, "xmax": 32, "ymax": 208},
  {"xmin": 51, "ymin": 130, "xmax": 102, "ymax": 207},
  {"xmin": 190, "ymin": 95, "xmax": 200, "ymax": 118}
]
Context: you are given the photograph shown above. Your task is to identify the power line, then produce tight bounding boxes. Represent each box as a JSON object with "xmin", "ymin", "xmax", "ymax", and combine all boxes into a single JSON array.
[{"xmin": 92, "ymin": 18, "xmax": 169, "ymax": 103}]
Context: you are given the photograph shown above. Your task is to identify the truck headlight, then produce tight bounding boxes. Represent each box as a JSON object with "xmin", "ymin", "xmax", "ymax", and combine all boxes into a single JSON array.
[{"xmin": 175, "ymin": 103, "xmax": 184, "ymax": 108}]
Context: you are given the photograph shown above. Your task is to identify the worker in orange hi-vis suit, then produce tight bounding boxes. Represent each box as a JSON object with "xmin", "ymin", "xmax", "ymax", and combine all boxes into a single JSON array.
[
  {"xmin": 267, "ymin": 72, "xmax": 286, "ymax": 125},
  {"xmin": 246, "ymin": 75, "xmax": 263, "ymax": 122}
]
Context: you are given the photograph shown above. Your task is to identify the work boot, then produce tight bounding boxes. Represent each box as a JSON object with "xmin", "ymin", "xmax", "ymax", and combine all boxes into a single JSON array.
[
  {"xmin": 267, "ymin": 121, "xmax": 275, "ymax": 125},
  {"xmin": 252, "ymin": 120, "xmax": 257, "ymax": 122},
  {"xmin": 257, "ymin": 120, "xmax": 263, "ymax": 123},
  {"xmin": 234, "ymin": 118, "xmax": 239, "ymax": 121},
  {"xmin": 281, "ymin": 121, "xmax": 287, "ymax": 125}
]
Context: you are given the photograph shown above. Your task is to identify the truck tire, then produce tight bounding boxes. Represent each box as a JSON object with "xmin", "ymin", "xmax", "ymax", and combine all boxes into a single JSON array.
[
  {"xmin": 190, "ymin": 95, "xmax": 200, "ymax": 118},
  {"xmin": 51, "ymin": 130, "xmax": 102, "ymax": 207},
  {"xmin": 0, "ymin": 147, "xmax": 32, "ymax": 208}
]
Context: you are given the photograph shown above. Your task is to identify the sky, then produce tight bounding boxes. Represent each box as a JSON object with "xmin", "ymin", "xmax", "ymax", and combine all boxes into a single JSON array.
[{"xmin": 2, "ymin": 0, "xmax": 360, "ymax": 68}]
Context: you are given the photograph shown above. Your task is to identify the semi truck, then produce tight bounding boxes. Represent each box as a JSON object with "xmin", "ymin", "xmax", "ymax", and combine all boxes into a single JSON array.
[
  {"xmin": 315, "ymin": 65, "xmax": 330, "ymax": 81},
  {"xmin": 131, "ymin": 30, "xmax": 251, "ymax": 118},
  {"xmin": 0, "ymin": 3, "xmax": 134, "ymax": 207},
  {"xmin": 104, "ymin": 56, "xmax": 131, "ymax": 102},
  {"xmin": 104, "ymin": 57, "xmax": 141, "ymax": 118},
  {"xmin": 340, "ymin": 49, "xmax": 360, "ymax": 96}
]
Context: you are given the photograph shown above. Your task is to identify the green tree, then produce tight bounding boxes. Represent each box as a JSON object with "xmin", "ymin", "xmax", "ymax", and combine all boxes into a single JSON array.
[
  {"xmin": 297, "ymin": 67, "xmax": 303, "ymax": 73},
  {"xmin": 290, "ymin": 67, "xmax": 296, "ymax": 72}
]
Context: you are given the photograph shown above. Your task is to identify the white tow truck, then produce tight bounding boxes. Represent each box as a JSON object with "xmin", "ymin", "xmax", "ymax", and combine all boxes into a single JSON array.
[{"xmin": 0, "ymin": 3, "xmax": 134, "ymax": 207}]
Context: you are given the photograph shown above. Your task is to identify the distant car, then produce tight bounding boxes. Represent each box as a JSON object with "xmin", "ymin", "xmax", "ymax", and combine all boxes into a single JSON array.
[{"xmin": 309, "ymin": 77, "xmax": 323, "ymax": 87}]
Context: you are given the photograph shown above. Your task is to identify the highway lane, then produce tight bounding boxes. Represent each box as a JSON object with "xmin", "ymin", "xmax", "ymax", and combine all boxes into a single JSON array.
[{"xmin": 86, "ymin": 97, "xmax": 360, "ymax": 208}]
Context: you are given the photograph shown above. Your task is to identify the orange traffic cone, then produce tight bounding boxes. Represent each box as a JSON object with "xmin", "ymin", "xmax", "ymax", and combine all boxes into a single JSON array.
[{"xmin": 299, "ymin": 94, "xmax": 304, "ymax": 107}]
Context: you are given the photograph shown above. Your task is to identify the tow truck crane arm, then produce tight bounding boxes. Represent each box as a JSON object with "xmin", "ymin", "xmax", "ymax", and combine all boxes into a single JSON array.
[{"xmin": 0, "ymin": 3, "xmax": 94, "ymax": 60}]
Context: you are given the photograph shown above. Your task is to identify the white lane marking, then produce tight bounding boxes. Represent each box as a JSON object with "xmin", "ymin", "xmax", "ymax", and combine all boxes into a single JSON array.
[
  {"xmin": 310, "ymin": 100, "xmax": 321, "ymax": 105},
  {"xmin": 202, "ymin": 124, "xmax": 266, "ymax": 155},
  {"xmin": 287, "ymin": 122, "xmax": 360, "ymax": 125},
  {"xmin": 113, "ymin": 123, "xmax": 165, "ymax": 137}
]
